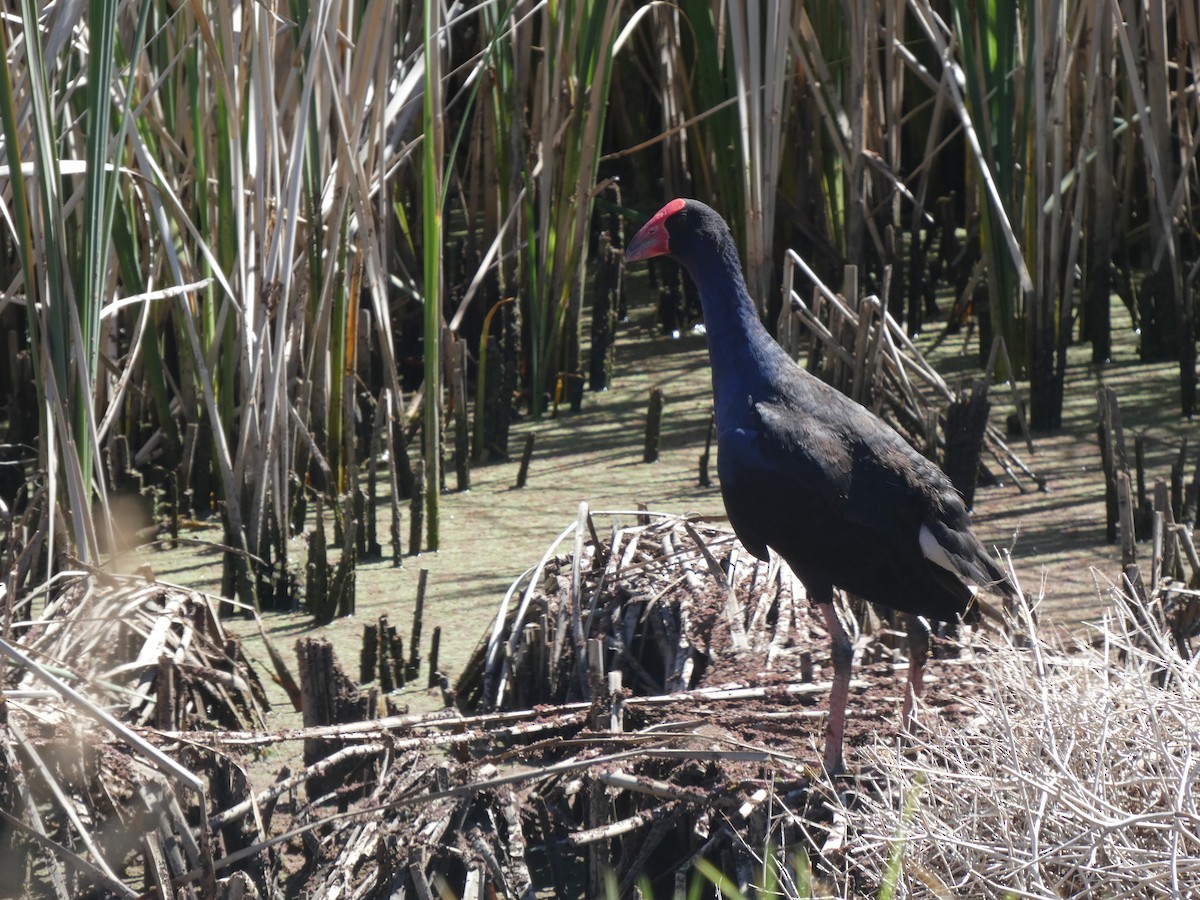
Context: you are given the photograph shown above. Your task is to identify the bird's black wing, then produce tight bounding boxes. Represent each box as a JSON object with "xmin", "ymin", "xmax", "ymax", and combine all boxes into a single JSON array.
[
  {"xmin": 715, "ymin": 397, "xmax": 854, "ymax": 564},
  {"xmin": 719, "ymin": 376, "xmax": 1010, "ymax": 613}
]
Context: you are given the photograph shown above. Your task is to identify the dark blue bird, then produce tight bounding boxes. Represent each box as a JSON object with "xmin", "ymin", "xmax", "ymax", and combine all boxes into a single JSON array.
[{"xmin": 625, "ymin": 198, "xmax": 1013, "ymax": 774}]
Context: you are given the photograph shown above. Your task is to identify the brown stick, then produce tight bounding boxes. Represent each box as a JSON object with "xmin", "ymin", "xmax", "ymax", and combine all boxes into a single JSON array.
[
  {"xmin": 569, "ymin": 802, "xmax": 681, "ymax": 847},
  {"xmin": 698, "ymin": 409, "xmax": 715, "ymax": 486},
  {"xmin": 515, "ymin": 432, "xmax": 535, "ymax": 488},
  {"xmin": 427, "ymin": 626, "xmax": 441, "ymax": 690},
  {"xmin": 165, "ymin": 677, "xmax": 867, "ymax": 748},
  {"xmin": 378, "ymin": 616, "xmax": 394, "ymax": 692},
  {"xmin": 361, "ymin": 623, "xmax": 378, "ymax": 684},
  {"xmin": 208, "ymin": 743, "xmax": 388, "ymax": 830},
  {"xmin": 409, "ymin": 459, "xmax": 425, "ymax": 555},
  {"xmin": 391, "ymin": 631, "xmax": 406, "ymax": 688},
  {"xmin": 595, "ymin": 770, "xmax": 711, "ymax": 805},
  {"xmin": 643, "ymin": 386, "xmax": 665, "ymax": 463},
  {"xmin": 382, "ymin": 389, "xmax": 405, "ymax": 566},
  {"xmin": 409, "ymin": 567, "xmax": 429, "ymax": 681}
]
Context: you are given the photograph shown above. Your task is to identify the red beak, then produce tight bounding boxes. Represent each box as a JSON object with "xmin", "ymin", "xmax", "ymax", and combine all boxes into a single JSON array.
[{"xmin": 625, "ymin": 198, "xmax": 686, "ymax": 261}]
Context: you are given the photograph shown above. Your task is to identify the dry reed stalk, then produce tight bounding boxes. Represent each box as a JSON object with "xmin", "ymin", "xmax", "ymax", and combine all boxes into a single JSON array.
[
  {"xmin": 22, "ymin": 507, "xmax": 1169, "ymax": 895},
  {"xmin": 7, "ymin": 574, "xmax": 267, "ymax": 733},
  {"xmin": 782, "ymin": 250, "xmax": 1041, "ymax": 493},
  {"xmin": 851, "ymin": 586, "xmax": 1200, "ymax": 898}
]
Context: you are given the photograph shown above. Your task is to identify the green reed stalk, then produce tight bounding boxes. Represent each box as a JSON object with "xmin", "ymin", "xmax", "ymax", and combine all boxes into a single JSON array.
[
  {"xmin": 681, "ymin": 0, "xmax": 750, "ymax": 240},
  {"xmin": 422, "ymin": 0, "xmax": 444, "ymax": 549},
  {"xmin": 78, "ymin": 0, "xmax": 118, "ymax": 496},
  {"xmin": 948, "ymin": 0, "xmax": 1032, "ymax": 365},
  {"xmin": 514, "ymin": 0, "xmax": 622, "ymax": 416}
]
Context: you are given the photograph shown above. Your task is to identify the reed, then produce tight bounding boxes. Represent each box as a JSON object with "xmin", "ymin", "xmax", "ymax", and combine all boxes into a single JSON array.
[
  {"xmin": 491, "ymin": 0, "xmax": 626, "ymax": 416},
  {"xmin": 1, "ymin": 0, "xmax": 1197, "ymax": 614},
  {"xmin": 422, "ymin": 0, "xmax": 444, "ymax": 550}
]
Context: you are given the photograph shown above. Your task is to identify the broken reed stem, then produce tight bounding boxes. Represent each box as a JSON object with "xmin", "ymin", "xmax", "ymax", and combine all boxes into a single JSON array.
[
  {"xmin": 382, "ymin": 389, "xmax": 405, "ymax": 566},
  {"xmin": 515, "ymin": 432, "xmax": 535, "ymax": 488},
  {"xmin": 409, "ymin": 567, "xmax": 428, "ymax": 681},
  {"xmin": 367, "ymin": 389, "xmax": 389, "ymax": 560},
  {"xmin": 428, "ymin": 626, "xmax": 441, "ymax": 690},
  {"xmin": 1098, "ymin": 386, "xmax": 1131, "ymax": 544},
  {"xmin": 209, "ymin": 743, "xmax": 388, "ymax": 830},
  {"xmin": 307, "ymin": 499, "xmax": 330, "ymax": 622},
  {"xmin": 1171, "ymin": 438, "xmax": 1186, "ymax": 522},
  {"xmin": 643, "ymin": 386, "xmax": 664, "ymax": 463},
  {"xmin": 451, "ymin": 333, "xmax": 470, "ymax": 492},
  {"xmin": 588, "ymin": 232, "xmax": 620, "ymax": 392},
  {"xmin": 943, "ymin": 380, "xmax": 990, "ymax": 508},
  {"xmin": 1117, "ymin": 470, "xmax": 1137, "ymax": 570},
  {"xmin": 361, "ymin": 622, "xmax": 378, "ymax": 684},
  {"xmin": 699, "ymin": 409, "xmax": 715, "ymax": 486},
  {"xmin": 595, "ymin": 770, "xmax": 711, "ymax": 805},
  {"xmin": 391, "ymin": 632, "xmax": 406, "ymax": 688},
  {"xmin": 163, "ymin": 676, "xmax": 868, "ymax": 748},
  {"xmin": 378, "ymin": 616, "xmax": 394, "ymax": 693},
  {"xmin": 409, "ymin": 459, "xmax": 425, "ymax": 556},
  {"xmin": 568, "ymin": 801, "xmax": 681, "ymax": 847}
]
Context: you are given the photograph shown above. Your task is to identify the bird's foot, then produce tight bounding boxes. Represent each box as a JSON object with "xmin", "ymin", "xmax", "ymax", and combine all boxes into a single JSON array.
[{"xmin": 821, "ymin": 755, "xmax": 845, "ymax": 780}]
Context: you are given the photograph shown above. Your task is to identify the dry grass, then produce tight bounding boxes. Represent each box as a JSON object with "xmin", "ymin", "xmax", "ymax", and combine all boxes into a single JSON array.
[
  {"xmin": 7, "ymin": 574, "xmax": 268, "ymax": 733},
  {"xmin": 4, "ymin": 522, "xmax": 1200, "ymax": 896},
  {"xmin": 849, "ymin": 587, "xmax": 1200, "ymax": 898}
]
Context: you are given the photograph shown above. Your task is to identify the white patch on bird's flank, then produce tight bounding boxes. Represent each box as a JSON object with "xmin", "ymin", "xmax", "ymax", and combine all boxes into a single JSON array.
[{"xmin": 919, "ymin": 524, "xmax": 964, "ymax": 579}]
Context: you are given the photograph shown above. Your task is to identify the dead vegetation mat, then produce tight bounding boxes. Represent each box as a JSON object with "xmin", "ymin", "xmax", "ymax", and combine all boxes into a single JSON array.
[{"xmin": 3, "ymin": 511, "xmax": 1198, "ymax": 898}]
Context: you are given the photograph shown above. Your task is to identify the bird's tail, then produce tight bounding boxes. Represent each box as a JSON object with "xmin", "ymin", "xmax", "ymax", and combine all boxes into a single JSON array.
[
  {"xmin": 971, "ymin": 593, "xmax": 1006, "ymax": 626},
  {"xmin": 968, "ymin": 548, "xmax": 1022, "ymax": 630}
]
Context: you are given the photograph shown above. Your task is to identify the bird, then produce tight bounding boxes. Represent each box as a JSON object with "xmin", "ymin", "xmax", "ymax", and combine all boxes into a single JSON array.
[{"xmin": 624, "ymin": 198, "xmax": 1014, "ymax": 775}]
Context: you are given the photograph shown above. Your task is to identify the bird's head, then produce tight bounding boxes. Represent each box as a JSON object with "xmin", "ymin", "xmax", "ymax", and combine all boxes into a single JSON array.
[
  {"xmin": 625, "ymin": 198, "xmax": 686, "ymax": 262},
  {"xmin": 625, "ymin": 198, "xmax": 731, "ymax": 266}
]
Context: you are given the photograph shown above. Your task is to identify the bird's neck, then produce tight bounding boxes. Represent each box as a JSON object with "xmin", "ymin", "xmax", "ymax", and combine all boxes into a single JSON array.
[{"xmin": 682, "ymin": 246, "xmax": 784, "ymax": 412}]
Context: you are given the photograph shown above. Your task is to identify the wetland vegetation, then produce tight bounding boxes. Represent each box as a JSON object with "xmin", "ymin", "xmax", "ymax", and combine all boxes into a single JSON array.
[{"xmin": 2, "ymin": 1, "xmax": 1199, "ymax": 896}]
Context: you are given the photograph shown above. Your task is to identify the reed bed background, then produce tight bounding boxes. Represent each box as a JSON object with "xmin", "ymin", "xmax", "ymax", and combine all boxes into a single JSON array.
[{"xmin": 1, "ymin": 0, "xmax": 1198, "ymax": 642}]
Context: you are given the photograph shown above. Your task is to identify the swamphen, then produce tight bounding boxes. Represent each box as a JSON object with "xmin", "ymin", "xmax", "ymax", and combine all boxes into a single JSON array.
[{"xmin": 625, "ymin": 198, "xmax": 1013, "ymax": 775}]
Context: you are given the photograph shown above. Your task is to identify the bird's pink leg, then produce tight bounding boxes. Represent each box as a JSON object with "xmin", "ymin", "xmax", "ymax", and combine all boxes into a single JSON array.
[
  {"xmin": 819, "ymin": 600, "xmax": 853, "ymax": 776},
  {"xmin": 901, "ymin": 614, "xmax": 930, "ymax": 734}
]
